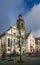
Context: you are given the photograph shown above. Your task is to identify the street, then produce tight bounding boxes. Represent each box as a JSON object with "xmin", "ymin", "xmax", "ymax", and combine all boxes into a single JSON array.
[{"xmin": 0, "ymin": 56, "xmax": 40, "ymax": 65}]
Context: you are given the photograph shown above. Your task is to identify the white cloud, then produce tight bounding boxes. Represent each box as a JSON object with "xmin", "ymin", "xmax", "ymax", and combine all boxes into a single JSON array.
[
  {"xmin": 24, "ymin": 4, "xmax": 40, "ymax": 37},
  {"xmin": 33, "ymin": 30, "xmax": 40, "ymax": 37}
]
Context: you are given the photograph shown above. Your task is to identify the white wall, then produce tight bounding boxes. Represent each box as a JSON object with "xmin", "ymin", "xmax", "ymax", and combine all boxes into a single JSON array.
[
  {"xmin": 28, "ymin": 33, "xmax": 35, "ymax": 52},
  {"xmin": 6, "ymin": 35, "xmax": 18, "ymax": 53},
  {"xmin": 26, "ymin": 32, "xmax": 35, "ymax": 53},
  {"xmin": 26, "ymin": 39, "xmax": 28, "ymax": 52},
  {"xmin": 1, "ymin": 36, "xmax": 5, "ymax": 45},
  {"xmin": 7, "ymin": 29, "xmax": 11, "ymax": 34}
]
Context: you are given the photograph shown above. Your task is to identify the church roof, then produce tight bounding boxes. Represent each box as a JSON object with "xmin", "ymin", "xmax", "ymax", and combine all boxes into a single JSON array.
[
  {"xmin": 0, "ymin": 25, "xmax": 17, "ymax": 37},
  {"xmin": 35, "ymin": 37, "xmax": 40, "ymax": 40}
]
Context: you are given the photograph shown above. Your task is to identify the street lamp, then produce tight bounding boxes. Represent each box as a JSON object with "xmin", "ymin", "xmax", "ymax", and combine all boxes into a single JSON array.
[
  {"xmin": 18, "ymin": 33, "xmax": 24, "ymax": 62},
  {"xmin": 13, "ymin": 33, "xmax": 16, "ymax": 55},
  {"xmin": 13, "ymin": 39, "xmax": 16, "ymax": 55}
]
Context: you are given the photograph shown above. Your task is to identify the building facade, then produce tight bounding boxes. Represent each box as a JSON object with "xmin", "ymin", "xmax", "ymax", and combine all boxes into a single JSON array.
[
  {"xmin": 0, "ymin": 15, "xmax": 26, "ymax": 55},
  {"xmin": 0, "ymin": 15, "xmax": 36, "ymax": 55},
  {"xmin": 26, "ymin": 32, "xmax": 35, "ymax": 53},
  {"xmin": 35, "ymin": 38, "xmax": 40, "ymax": 53}
]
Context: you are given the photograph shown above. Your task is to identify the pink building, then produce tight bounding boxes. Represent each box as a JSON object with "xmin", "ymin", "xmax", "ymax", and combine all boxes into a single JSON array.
[{"xmin": 26, "ymin": 32, "xmax": 36, "ymax": 53}]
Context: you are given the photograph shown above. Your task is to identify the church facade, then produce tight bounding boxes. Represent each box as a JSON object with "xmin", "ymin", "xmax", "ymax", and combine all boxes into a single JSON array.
[{"xmin": 0, "ymin": 15, "xmax": 35, "ymax": 55}]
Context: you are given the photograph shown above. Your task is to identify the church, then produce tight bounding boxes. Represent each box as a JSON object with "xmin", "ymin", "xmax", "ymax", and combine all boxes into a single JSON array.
[{"xmin": 0, "ymin": 15, "xmax": 36, "ymax": 56}]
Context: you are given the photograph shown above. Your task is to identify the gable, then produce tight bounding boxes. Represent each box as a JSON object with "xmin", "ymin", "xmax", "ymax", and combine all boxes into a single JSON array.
[{"xmin": 6, "ymin": 29, "xmax": 11, "ymax": 34}]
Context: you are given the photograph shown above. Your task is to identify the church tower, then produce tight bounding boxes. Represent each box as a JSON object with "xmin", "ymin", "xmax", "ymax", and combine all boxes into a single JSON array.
[
  {"xmin": 16, "ymin": 14, "xmax": 26, "ymax": 54},
  {"xmin": 16, "ymin": 14, "xmax": 25, "ymax": 36}
]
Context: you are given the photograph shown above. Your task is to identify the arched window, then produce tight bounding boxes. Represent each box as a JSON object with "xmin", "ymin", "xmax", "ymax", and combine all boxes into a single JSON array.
[{"xmin": 8, "ymin": 38, "xmax": 10, "ymax": 47}]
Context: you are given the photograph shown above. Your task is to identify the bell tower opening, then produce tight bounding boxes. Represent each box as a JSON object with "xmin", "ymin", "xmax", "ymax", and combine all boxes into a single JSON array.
[
  {"xmin": 16, "ymin": 14, "xmax": 25, "ymax": 30},
  {"xmin": 16, "ymin": 14, "xmax": 26, "ymax": 36}
]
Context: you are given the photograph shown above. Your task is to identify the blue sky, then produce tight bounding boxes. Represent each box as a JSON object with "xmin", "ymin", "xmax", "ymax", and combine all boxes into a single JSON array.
[{"xmin": 0, "ymin": 0, "xmax": 40, "ymax": 37}]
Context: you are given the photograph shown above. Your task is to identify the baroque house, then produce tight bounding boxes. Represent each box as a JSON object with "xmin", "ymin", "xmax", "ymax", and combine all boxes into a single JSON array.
[
  {"xmin": 0, "ymin": 15, "xmax": 35, "ymax": 55},
  {"xmin": 26, "ymin": 32, "xmax": 35, "ymax": 53}
]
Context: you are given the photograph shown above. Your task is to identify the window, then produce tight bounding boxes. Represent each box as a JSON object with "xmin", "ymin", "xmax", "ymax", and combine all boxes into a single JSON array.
[
  {"xmin": 30, "ymin": 36, "xmax": 31, "ymax": 38},
  {"xmin": 38, "ymin": 40, "xmax": 40, "ymax": 44},
  {"xmin": 35, "ymin": 40, "xmax": 38, "ymax": 45},
  {"xmin": 13, "ymin": 33, "xmax": 16, "ymax": 35},
  {"xmin": 30, "ymin": 39, "xmax": 31, "ymax": 41},
  {"xmin": 32, "ymin": 36, "xmax": 34, "ymax": 38},
  {"xmin": 8, "ymin": 38, "xmax": 10, "ymax": 47},
  {"xmin": 39, "ymin": 49, "xmax": 40, "ymax": 52},
  {"xmin": 8, "ymin": 48, "xmax": 11, "ymax": 51},
  {"xmin": 32, "ymin": 40, "xmax": 34, "ymax": 42}
]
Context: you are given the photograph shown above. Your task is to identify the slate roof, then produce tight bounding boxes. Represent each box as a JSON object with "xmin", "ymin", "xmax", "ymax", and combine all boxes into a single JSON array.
[{"xmin": 25, "ymin": 32, "xmax": 31, "ymax": 39}]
